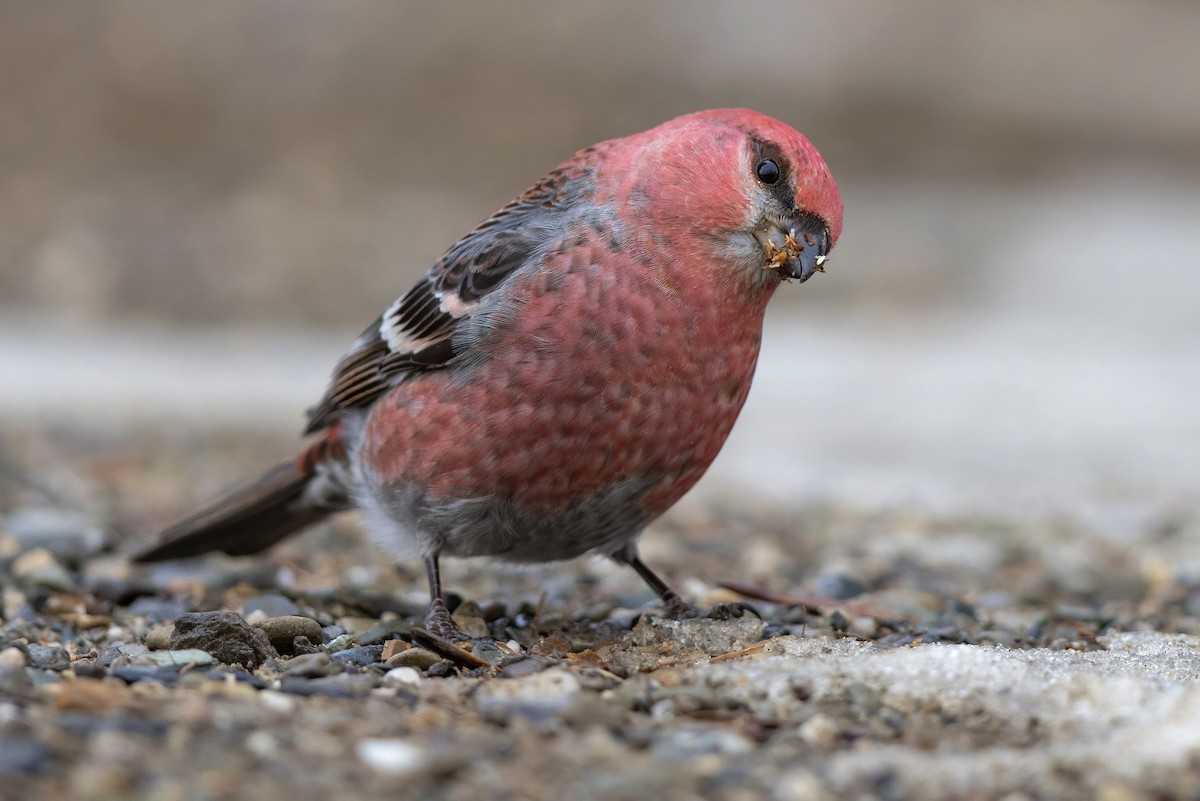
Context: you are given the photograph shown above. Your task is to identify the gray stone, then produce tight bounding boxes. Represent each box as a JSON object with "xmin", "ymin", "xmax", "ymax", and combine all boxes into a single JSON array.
[
  {"xmin": 813, "ymin": 572, "xmax": 868, "ymax": 600},
  {"xmin": 25, "ymin": 643, "xmax": 70, "ymax": 671},
  {"xmin": 171, "ymin": 611, "xmax": 277, "ymax": 669},
  {"xmin": 278, "ymin": 673, "xmax": 375, "ymax": 698},
  {"xmin": 468, "ymin": 640, "xmax": 511, "ymax": 666},
  {"xmin": 254, "ymin": 615, "xmax": 323, "ymax": 655},
  {"xmin": 357, "ymin": 619, "xmax": 413, "ymax": 646},
  {"xmin": 284, "ymin": 652, "xmax": 341, "ymax": 678},
  {"xmin": 329, "ymin": 645, "xmax": 385, "ymax": 667},
  {"xmin": 97, "ymin": 642, "xmax": 149, "ymax": 667}
]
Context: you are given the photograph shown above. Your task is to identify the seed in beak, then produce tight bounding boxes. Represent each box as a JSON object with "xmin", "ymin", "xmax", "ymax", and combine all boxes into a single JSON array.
[{"xmin": 763, "ymin": 228, "xmax": 802, "ymax": 271}]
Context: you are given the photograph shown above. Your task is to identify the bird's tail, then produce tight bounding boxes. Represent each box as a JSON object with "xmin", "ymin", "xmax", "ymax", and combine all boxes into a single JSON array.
[{"xmin": 133, "ymin": 430, "xmax": 352, "ymax": 562}]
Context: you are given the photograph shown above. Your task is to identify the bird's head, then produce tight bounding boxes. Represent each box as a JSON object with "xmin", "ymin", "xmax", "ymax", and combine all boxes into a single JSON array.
[{"xmin": 612, "ymin": 108, "xmax": 843, "ymax": 289}]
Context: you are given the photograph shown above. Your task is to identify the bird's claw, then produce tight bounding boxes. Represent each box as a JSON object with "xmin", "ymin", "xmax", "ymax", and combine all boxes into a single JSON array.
[
  {"xmin": 706, "ymin": 601, "xmax": 762, "ymax": 621},
  {"xmin": 659, "ymin": 598, "xmax": 762, "ymax": 622},
  {"xmin": 424, "ymin": 598, "xmax": 471, "ymax": 643}
]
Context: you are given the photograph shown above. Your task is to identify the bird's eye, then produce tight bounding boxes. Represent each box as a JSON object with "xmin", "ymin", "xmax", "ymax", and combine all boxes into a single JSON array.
[{"xmin": 756, "ymin": 158, "xmax": 780, "ymax": 185}]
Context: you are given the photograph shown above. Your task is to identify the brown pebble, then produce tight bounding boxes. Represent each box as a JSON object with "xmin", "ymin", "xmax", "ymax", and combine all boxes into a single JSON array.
[
  {"xmin": 144, "ymin": 622, "xmax": 175, "ymax": 651},
  {"xmin": 450, "ymin": 601, "xmax": 490, "ymax": 639},
  {"xmin": 381, "ymin": 639, "xmax": 410, "ymax": 661},
  {"xmin": 52, "ymin": 676, "xmax": 132, "ymax": 712}
]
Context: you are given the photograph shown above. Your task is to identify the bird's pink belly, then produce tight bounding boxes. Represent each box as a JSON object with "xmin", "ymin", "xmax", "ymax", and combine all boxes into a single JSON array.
[{"xmin": 362, "ymin": 320, "xmax": 761, "ymax": 515}]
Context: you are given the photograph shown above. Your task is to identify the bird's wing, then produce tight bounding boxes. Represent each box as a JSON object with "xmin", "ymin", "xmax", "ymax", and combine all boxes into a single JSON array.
[{"xmin": 304, "ymin": 161, "xmax": 589, "ymax": 434}]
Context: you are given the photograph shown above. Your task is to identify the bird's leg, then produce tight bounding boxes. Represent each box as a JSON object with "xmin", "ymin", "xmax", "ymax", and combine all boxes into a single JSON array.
[
  {"xmin": 615, "ymin": 544, "xmax": 762, "ymax": 622},
  {"xmin": 615, "ymin": 545, "xmax": 697, "ymax": 620},
  {"xmin": 423, "ymin": 554, "xmax": 468, "ymax": 642}
]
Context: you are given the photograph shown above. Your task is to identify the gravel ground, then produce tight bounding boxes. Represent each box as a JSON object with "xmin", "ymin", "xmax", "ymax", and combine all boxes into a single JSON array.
[{"xmin": 4, "ymin": 423, "xmax": 1200, "ymax": 800}]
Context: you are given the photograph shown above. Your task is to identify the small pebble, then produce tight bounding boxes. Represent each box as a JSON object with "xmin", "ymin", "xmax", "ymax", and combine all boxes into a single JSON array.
[
  {"xmin": 136, "ymin": 649, "xmax": 216, "ymax": 667},
  {"xmin": 144, "ymin": 623, "xmax": 175, "ymax": 651},
  {"xmin": 254, "ymin": 615, "xmax": 324, "ymax": 654},
  {"xmin": 385, "ymin": 647, "xmax": 441, "ymax": 671},
  {"xmin": 325, "ymin": 633, "xmax": 356, "ymax": 653},
  {"xmin": 383, "ymin": 666, "xmax": 422, "ymax": 688},
  {"xmin": 257, "ymin": 690, "xmax": 297, "ymax": 714},
  {"xmin": 329, "ymin": 645, "xmax": 385, "ymax": 667},
  {"xmin": 279, "ymin": 673, "xmax": 375, "ymax": 698},
  {"xmin": 469, "ymin": 640, "xmax": 511, "ymax": 666},
  {"xmin": 284, "ymin": 652, "xmax": 340, "ymax": 678},
  {"xmin": 98, "ymin": 643, "xmax": 148, "ymax": 667},
  {"xmin": 799, "ymin": 713, "xmax": 841, "ymax": 747},
  {"xmin": 26, "ymin": 644, "xmax": 71, "ymax": 671},
  {"xmin": 0, "ymin": 647, "xmax": 26, "ymax": 669},
  {"xmin": 203, "ymin": 667, "xmax": 267, "ymax": 689},
  {"xmin": 357, "ymin": 619, "xmax": 413, "ymax": 646},
  {"xmin": 243, "ymin": 609, "xmax": 269, "ymax": 626},
  {"xmin": 450, "ymin": 602, "xmax": 490, "ymax": 639},
  {"xmin": 356, "ymin": 738, "xmax": 430, "ymax": 775},
  {"xmin": 11, "ymin": 548, "xmax": 75, "ymax": 592},
  {"xmin": 2, "ymin": 589, "xmax": 25, "ymax": 621},
  {"xmin": 50, "ymin": 676, "xmax": 131, "ymax": 711},
  {"xmin": 425, "ymin": 660, "xmax": 457, "ymax": 678},
  {"xmin": 380, "ymin": 639, "xmax": 409, "ymax": 661},
  {"xmin": 813, "ymin": 572, "xmax": 867, "ymax": 600}
]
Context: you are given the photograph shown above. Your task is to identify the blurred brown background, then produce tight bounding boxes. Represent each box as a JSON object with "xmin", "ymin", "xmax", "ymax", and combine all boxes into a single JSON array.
[{"xmin": 3, "ymin": 1, "xmax": 1198, "ymax": 518}]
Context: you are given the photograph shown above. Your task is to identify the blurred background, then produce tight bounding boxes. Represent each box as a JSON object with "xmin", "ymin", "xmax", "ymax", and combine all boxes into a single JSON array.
[{"xmin": 2, "ymin": 1, "xmax": 1198, "ymax": 536}]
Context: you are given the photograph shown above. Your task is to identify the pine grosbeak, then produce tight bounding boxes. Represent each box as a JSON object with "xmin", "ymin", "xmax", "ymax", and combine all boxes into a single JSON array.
[{"xmin": 136, "ymin": 109, "xmax": 844, "ymax": 639}]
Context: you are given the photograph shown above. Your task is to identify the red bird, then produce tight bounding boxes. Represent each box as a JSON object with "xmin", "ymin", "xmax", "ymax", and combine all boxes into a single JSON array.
[{"xmin": 136, "ymin": 109, "xmax": 843, "ymax": 640}]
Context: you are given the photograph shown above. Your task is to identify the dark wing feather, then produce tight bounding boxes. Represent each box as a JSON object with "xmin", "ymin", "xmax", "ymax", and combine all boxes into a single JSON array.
[{"xmin": 304, "ymin": 161, "xmax": 590, "ymax": 434}]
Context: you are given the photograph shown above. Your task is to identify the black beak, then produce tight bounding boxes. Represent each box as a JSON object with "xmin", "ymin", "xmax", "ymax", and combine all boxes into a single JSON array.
[{"xmin": 782, "ymin": 214, "xmax": 831, "ymax": 283}]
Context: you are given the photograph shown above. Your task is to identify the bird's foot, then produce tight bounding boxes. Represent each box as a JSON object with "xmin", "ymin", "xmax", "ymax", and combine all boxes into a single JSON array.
[
  {"xmin": 424, "ymin": 597, "xmax": 470, "ymax": 643},
  {"xmin": 661, "ymin": 594, "xmax": 699, "ymax": 620},
  {"xmin": 661, "ymin": 595, "xmax": 762, "ymax": 622},
  {"xmin": 706, "ymin": 601, "xmax": 762, "ymax": 621}
]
